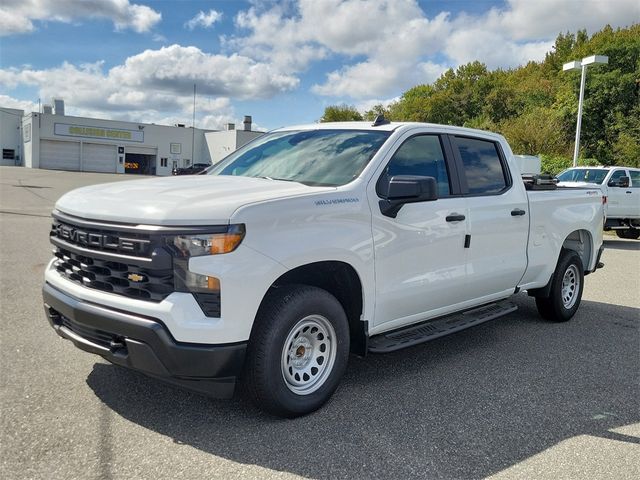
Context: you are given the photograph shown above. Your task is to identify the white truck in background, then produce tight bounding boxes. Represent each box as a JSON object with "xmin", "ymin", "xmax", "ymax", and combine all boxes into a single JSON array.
[
  {"xmin": 557, "ymin": 166, "xmax": 640, "ymax": 239},
  {"xmin": 44, "ymin": 120, "xmax": 605, "ymax": 417}
]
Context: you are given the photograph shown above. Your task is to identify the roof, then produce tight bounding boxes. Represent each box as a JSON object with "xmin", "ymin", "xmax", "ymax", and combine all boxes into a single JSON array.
[{"xmin": 272, "ymin": 121, "xmax": 505, "ymax": 139}]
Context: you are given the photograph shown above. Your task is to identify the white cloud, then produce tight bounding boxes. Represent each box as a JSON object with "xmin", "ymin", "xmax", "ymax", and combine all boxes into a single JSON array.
[
  {"xmin": 0, "ymin": 45, "xmax": 299, "ymax": 127},
  {"xmin": 488, "ymin": 0, "xmax": 640, "ymax": 40},
  {"xmin": 0, "ymin": 0, "xmax": 161, "ymax": 36},
  {"xmin": 185, "ymin": 9, "xmax": 222, "ymax": 30},
  {"xmin": 228, "ymin": 0, "xmax": 638, "ymax": 100},
  {"xmin": 0, "ymin": 95, "xmax": 39, "ymax": 113}
]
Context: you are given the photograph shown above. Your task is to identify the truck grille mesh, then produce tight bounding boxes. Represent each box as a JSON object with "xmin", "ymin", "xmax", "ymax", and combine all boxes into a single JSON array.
[{"xmin": 53, "ymin": 247, "xmax": 174, "ymax": 302}]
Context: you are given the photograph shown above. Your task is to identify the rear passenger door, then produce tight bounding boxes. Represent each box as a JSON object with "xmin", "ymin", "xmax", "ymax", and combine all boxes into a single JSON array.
[
  {"xmin": 628, "ymin": 170, "xmax": 640, "ymax": 218},
  {"xmin": 450, "ymin": 135, "xmax": 528, "ymax": 301}
]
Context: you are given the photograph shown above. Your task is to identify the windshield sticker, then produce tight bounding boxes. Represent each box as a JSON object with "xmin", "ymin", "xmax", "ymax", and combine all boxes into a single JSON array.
[{"xmin": 315, "ymin": 198, "xmax": 360, "ymax": 206}]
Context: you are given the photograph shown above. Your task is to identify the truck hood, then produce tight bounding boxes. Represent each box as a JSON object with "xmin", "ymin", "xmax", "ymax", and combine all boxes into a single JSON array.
[{"xmin": 55, "ymin": 175, "xmax": 333, "ymax": 225}]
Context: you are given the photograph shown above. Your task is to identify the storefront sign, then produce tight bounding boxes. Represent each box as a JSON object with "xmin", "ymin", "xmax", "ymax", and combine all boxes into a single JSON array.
[{"xmin": 54, "ymin": 123, "xmax": 144, "ymax": 142}]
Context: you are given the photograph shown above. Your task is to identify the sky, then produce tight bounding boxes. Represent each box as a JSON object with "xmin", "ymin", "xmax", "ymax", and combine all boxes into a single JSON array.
[{"xmin": 1, "ymin": 0, "xmax": 638, "ymax": 131}]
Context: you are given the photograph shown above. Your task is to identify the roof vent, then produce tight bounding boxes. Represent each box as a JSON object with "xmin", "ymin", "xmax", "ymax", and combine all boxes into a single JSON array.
[
  {"xmin": 52, "ymin": 98, "xmax": 65, "ymax": 116},
  {"xmin": 371, "ymin": 114, "xmax": 390, "ymax": 127},
  {"xmin": 243, "ymin": 115, "xmax": 252, "ymax": 131},
  {"xmin": 43, "ymin": 105, "xmax": 53, "ymax": 114},
  {"xmin": 227, "ymin": 123, "xmax": 235, "ymax": 131}
]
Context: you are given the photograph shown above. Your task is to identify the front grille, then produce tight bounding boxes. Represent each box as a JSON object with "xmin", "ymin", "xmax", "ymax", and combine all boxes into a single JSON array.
[
  {"xmin": 53, "ymin": 247, "xmax": 173, "ymax": 301},
  {"xmin": 50, "ymin": 213, "xmax": 175, "ymax": 302},
  {"xmin": 50, "ymin": 219, "xmax": 152, "ymax": 257}
]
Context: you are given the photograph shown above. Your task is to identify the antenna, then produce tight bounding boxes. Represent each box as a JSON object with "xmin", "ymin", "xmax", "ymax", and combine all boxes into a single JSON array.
[{"xmin": 371, "ymin": 114, "xmax": 390, "ymax": 127}]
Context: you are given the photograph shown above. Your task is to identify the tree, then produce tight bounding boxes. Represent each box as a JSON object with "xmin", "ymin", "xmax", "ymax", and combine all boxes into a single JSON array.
[{"xmin": 320, "ymin": 105, "xmax": 363, "ymax": 122}]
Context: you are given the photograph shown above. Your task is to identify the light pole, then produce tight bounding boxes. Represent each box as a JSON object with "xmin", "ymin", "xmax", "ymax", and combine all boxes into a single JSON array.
[{"xmin": 563, "ymin": 55, "xmax": 608, "ymax": 167}]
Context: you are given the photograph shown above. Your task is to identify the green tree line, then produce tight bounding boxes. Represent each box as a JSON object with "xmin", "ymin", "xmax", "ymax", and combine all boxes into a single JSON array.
[{"xmin": 321, "ymin": 24, "xmax": 640, "ymax": 173}]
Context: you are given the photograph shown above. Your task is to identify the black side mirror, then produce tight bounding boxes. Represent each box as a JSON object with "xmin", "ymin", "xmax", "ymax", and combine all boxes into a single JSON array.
[
  {"xmin": 379, "ymin": 175, "xmax": 438, "ymax": 218},
  {"xmin": 609, "ymin": 176, "xmax": 630, "ymax": 187}
]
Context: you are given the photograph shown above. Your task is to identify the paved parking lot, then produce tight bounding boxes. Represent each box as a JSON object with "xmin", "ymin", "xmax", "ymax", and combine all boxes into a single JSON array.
[{"xmin": 1, "ymin": 166, "xmax": 638, "ymax": 480}]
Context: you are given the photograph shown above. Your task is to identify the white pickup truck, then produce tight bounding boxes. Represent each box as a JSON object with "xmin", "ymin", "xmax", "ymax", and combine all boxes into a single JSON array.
[
  {"xmin": 44, "ymin": 120, "xmax": 605, "ymax": 417},
  {"xmin": 557, "ymin": 166, "xmax": 640, "ymax": 239}
]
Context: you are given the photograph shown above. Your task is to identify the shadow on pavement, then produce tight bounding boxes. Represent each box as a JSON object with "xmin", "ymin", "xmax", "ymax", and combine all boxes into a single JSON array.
[
  {"xmin": 603, "ymin": 238, "xmax": 640, "ymax": 251},
  {"xmin": 87, "ymin": 297, "xmax": 639, "ymax": 479}
]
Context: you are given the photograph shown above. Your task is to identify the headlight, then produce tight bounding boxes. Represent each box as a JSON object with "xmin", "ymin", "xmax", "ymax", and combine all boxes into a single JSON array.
[
  {"xmin": 169, "ymin": 225, "xmax": 244, "ymax": 317},
  {"xmin": 172, "ymin": 224, "xmax": 245, "ymax": 257}
]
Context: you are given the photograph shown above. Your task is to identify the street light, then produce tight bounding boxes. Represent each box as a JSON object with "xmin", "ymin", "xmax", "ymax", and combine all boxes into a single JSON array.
[{"xmin": 563, "ymin": 55, "xmax": 609, "ymax": 167}]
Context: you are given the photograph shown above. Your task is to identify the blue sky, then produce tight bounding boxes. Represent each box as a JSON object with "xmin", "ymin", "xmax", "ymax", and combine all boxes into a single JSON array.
[{"xmin": 1, "ymin": 0, "xmax": 637, "ymax": 130}]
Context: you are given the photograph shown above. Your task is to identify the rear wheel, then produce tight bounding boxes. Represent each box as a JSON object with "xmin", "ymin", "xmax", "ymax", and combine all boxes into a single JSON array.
[
  {"xmin": 616, "ymin": 229, "xmax": 640, "ymax": 239},
  {"xmin": 535, "ymin": 249, "xmax": 584, "ymax": 322},
  {"xmin": 243, "ymin": 284, "xmax": 350, "ymax": 417}
]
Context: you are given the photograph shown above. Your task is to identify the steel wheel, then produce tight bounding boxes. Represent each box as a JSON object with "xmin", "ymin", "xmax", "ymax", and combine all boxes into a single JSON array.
[
  {"xmin": 561, "ymin": 264, "xmax": 580, "ymax": 309},
  {"xmin": 281, "ymin": 314, "xmax": 337, "ymax": 395}
]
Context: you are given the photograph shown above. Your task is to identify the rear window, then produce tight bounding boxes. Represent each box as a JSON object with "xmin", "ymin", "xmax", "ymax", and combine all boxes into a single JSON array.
[{"xmin": 455, "ymin": 137, "xmax": 508, "ymax": 195}]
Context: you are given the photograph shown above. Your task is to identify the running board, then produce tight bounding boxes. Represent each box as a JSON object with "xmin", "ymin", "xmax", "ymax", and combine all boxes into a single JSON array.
[{"xmin": 368, "ymin": 300, "xmax": 518, "ymax": 353}]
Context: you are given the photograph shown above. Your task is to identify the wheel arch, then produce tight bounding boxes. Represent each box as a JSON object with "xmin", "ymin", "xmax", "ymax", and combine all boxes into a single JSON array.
[
  {"xmin": 528, "ymin": 229, "xmax": 592, "ymax": 298},
  {"xmin": 255, "ymin": 261, "xmax": 367, "ymax": 355},
  {"xmin": 561, "ymin": 229, "xmax": 593, "ymax": 272}
]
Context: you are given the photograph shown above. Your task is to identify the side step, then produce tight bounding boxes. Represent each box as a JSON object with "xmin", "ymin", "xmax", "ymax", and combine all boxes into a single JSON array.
[{"xmin": 368, "ymin": 300, "xmax": 518, "ymax": 353}]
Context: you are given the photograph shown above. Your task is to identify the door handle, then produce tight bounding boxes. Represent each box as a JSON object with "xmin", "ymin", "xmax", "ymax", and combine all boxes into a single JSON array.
[
  {"xmin": 626, "ymin": 191, "xmax": 632, "ymax": 194},
  {"xmin": 511, "ymin": 208, "xmax": 526, "ymax": 216},
  {"xmin": 446, "ymin": 213, "xmax": 466, "ymax": 222}
]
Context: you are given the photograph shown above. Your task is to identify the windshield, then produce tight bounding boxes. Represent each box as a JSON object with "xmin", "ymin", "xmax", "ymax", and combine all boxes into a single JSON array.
[
  {"xmin": 557, "ymin": 168, "xmax": 608, "ymax": 184},
  {"xmin": 207, "ymin": 129, "xmax": 391, "ymax": 186}
]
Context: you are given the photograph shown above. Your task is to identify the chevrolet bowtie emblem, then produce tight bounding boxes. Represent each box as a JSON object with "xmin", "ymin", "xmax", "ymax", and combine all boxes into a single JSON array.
[{"xmin": 127, "ymin": 273, "xmax": 146, "ymax": 283}]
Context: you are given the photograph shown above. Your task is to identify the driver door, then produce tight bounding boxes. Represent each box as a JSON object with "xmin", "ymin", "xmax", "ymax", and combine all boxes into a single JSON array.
[{"xmin": 369, "ymin": 133, "xmax": 469, "ymax": 332}]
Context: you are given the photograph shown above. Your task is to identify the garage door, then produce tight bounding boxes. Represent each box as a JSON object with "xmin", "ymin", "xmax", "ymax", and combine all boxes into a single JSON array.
[
  {"xmin": 40, "ymin": 140, "xmax": 80, "ymax": 171},
  {"xmin": 83, "ymin": 143, "xmax": 117, "ymax": 173}
]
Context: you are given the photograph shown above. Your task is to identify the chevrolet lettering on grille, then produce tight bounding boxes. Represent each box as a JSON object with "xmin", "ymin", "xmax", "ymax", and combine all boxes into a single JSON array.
[{"xmin": 52, "ymin": 222, "xmax": 150, "ymax": 254}]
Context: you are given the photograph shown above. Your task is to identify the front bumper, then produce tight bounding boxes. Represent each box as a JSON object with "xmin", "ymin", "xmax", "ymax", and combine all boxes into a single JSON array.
[{"xmin": 43, "ymin": 282, "xmax": 246, "ymax": 398}]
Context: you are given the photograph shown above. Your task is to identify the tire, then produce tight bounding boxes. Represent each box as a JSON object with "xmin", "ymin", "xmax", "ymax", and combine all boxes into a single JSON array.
[
  {"xmin": 616, "ymin": 229, "xmax": 640, "ymax": 239},
  {"xmin": 535, "ymin": 249, "xmax": 584, "ymax": 322},
  {"xmin": 243, "ymin": 284, "xmax": 350, "ymax": 417}
]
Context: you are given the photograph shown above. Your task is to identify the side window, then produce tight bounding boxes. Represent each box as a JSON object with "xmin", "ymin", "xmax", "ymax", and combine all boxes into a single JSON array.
[
  {"xmin": 608, "ymin": 169, "xmax": 627, "ymax": 185},
  {"xmin": 629, "ymin": 170, "xmax": 640, "ymax": 188},
  {"xmin": 377, "ymin": 135, "xmax": 450, "ymax": 197},
  {"xmin": 455, "ymin": 137, "xmax": 508, "ymax": 195}
]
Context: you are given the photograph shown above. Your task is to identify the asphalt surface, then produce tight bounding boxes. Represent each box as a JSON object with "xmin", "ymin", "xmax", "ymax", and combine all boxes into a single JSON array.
[{"xmin": 1, "ymin": 166, "xmax": 639, "ymax": 480}]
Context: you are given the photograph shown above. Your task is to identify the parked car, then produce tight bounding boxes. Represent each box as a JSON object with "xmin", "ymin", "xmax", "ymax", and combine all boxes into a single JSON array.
[
  {"xmin": 557, "ymin": 166, "xmax": 640, "ymax": 239},
  {"xmin": 43, "ymin": 121, "xmax": 604, "ymax": 417},
  {"xmin": 172, "ymin": 163, "xmax": 211, "ymax": 175}
]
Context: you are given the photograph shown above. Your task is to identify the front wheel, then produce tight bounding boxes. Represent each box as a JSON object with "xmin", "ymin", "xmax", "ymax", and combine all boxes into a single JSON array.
[
  {"xmin": 243, "ymin": 284, "xmax": 350, "ymax": 417},
  {"xmin": 535, "ymin": 249, "xmax": 584, "ymax": 322}
]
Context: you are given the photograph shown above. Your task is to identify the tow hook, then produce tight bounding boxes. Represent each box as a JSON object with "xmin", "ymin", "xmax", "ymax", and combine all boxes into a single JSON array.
[{"xmin": 109, "ymin": 338, "xmax": 126, "ymax": 351}]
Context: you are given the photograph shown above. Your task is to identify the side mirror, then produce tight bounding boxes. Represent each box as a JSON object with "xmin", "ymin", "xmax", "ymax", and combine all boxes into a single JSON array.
[
  {"xmin": 609, "ymin": 176, "xmax": 630, "ymax": 188},
  {"xmin": 379, "ymin": 175, "xmax": 438, "ymax": 218}
]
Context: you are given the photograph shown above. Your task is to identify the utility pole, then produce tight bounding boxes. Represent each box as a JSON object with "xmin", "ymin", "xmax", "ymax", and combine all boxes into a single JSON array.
[{"xmin": 191, "ymin": 84, "xmax": 196, "ymax": 164}]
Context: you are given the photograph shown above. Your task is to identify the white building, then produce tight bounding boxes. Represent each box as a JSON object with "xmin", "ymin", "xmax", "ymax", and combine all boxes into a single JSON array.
[
  {"xmin": 206, "ymin": 116, "xmax": 263, "ymax": 164},
  {"xmin": 1, "ymin": 108, "xmax": 23, "ymax": 166},
  {"xmin": 1, "ymin": 101, "xmax": 263, "ymax": 175}
]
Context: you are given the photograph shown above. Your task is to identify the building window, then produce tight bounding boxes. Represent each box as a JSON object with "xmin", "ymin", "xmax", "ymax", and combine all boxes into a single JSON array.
[
  {"xmin": 3, "ymin": 149, "xmax": 15, "ymax": 160},
  {"xmin": 160, "ymin": 157, "xmax": 168, "ymax": 167},
  {"xmin": 184, "ymin": 159, "xmax": 191, "ymax": 167},
  {"xmin": 170, "ymin": 143, "xmax": 182, "ymax": 154}
]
